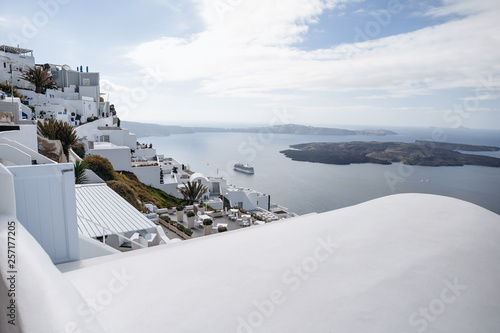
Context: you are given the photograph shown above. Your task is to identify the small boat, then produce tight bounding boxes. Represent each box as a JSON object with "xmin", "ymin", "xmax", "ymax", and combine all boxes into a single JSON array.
[{"xmin": 234, "ymin": 163, "xmax": 254, "ymax": 174}]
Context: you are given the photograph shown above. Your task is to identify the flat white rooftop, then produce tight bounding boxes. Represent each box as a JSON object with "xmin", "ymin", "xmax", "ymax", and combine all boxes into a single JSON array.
[
  {"xmin": 2, "ymin": 192, "xmax": 500, "ymax": 332},
  {"xmin": 55, "ymin": 194, "xmax": 500, "ymax": 333}
]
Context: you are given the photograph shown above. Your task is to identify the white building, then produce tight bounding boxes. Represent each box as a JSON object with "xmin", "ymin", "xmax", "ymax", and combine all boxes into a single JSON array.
[
  {"xmin": 0, "ymin": 92, "xmax": 33, "ymax": 124},
  {"xmin": 20, "ymin": 66, "xmax": 106, "ymax": 125},
  {"xmin": 0, "ymin": 45, "xmax": 35, "ymax": 90},
  {"xmin": 92, "ymin": 125, "xmax": 137, "ymax": 149},
  {"xmin": 1, "ymin": 44, "xmax": 110, "ymax": 125},
  {"xmin": 74, "ymin": 118, "xmax": 133, "ymax": 172}
]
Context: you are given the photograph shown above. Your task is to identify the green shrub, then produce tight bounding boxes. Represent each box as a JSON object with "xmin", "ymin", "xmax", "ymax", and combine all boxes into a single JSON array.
[
  {"xmin": 106, "ymin": 180, "xmax": 141, "ymax": 210},
  {"xmin": 176, "ymin": 205, "xmax": 185, "ymax": 212},
  {"xmin": 218, "ymin": 226, "xmax": 228, "ymax": 233},
  {"xmin": 0, "ymin": 83, "xmax": 21, "ymax": 98},
  {"xmin": 83, "ymin": 155, "xmax": 115, "ymax": 181},
  {"xmin": 168, "ymin": 222, "xmax": 192, "ymax": 237},
  {"xmin": 186, "ymin": 210, "xmax": 195, "ymax": 217},
  {"xmin": 203, "ymin": 219, "xmax": 213, "ymax": 226}
]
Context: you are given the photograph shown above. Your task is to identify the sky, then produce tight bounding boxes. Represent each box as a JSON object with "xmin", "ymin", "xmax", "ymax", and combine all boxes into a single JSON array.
[{"xmin": 1, "ymin": 0, "xmax": 499, "ymax": 129}]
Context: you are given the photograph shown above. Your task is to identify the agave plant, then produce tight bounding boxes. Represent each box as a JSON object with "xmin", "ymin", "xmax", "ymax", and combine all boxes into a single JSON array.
[
  {"xmin": 74, "ymin": 160, "xmax": 88, "ymax": 184},
  {"xmin": 178, "ymin": 181, "xmax": 208, "ymax": 204},
  {"xmin": 20, "ymin": 65, "xmax": 56, "ymax": 94}
]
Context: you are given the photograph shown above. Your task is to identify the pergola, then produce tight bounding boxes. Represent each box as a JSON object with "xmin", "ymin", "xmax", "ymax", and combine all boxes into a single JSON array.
[{"xmin": 0, "ymin": 45, "xmax": 33, "ymax": 56}]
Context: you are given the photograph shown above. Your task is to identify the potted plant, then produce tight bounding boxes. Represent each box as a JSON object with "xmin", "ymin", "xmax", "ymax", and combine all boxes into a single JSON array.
[
  {"xmin": 203, "ymin": 218, "xmax": 213, "ymax": 236},
  {"xmin": 198, "ymin": 202, "xmax": 205, "ymax": 214},
  {"xmin": 186, "ymin": 210, "xmax": 195, "ymax": 228},
  {"xmin": 166, "ymin": 204, "xmax": 173, "ymax": 215},
  {"xmin": 176, "ymin": 205, "xmax": 184, "ymax": 222}
]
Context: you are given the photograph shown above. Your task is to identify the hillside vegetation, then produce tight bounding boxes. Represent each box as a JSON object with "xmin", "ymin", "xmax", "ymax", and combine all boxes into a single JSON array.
[
  {"xmin": 114, "ymin": 171, "xmax": 182, "ymax": 209},
  {"xmin": 82, "ymin": 155, "xmax": 181, "ymax": 211}
]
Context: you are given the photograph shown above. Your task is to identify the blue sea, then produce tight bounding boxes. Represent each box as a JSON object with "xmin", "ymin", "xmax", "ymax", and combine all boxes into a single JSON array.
[{"xmin": 142, "ymin": 127, "xmax": 500, "ymax": 215}]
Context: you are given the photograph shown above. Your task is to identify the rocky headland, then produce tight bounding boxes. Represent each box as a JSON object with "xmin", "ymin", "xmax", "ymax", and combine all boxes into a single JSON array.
[
  {"xmin": 121, "ymin": 121, "xmax": 397, "ymax": 138},
  {"xmin": 280, "ymin": 141, "xmax": 500, "ymax": 167}
]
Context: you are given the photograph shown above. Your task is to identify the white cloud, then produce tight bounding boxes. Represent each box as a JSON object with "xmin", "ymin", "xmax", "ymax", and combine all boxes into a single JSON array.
[
  {"xmin": 125, "ymin": 0, "xmax": 500, "ymax": 104},
  {"xmin": 425, "ymin": 0, "xmax": 498, "ymax": 17},
  {"xmin": 461, "ymin": 94, "xmax": 500, "ymax": 102}
]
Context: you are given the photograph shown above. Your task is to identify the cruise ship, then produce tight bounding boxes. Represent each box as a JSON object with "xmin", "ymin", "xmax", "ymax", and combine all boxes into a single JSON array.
[{"xmin": 233, "ymin": 163, "xmax": 254, "ymax": 174}]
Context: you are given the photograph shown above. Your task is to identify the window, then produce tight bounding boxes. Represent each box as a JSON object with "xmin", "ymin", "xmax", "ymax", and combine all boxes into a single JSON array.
[
  {"xmin": 3, "ymin": 62, "xmax": 6, "ymax": 68},
  {"xmin": 99, "ymin": 135, "xmax": 110, "ymax": 142},
  {"xmin": 82, "ymin": 78, "xmax": 90, "ymax": 86}
]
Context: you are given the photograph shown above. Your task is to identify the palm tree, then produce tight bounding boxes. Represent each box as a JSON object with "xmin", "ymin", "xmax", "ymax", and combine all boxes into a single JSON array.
[
  {"xmin": 74, "ymin": 160, "xmax": 88, "ymax": 184},
  {"xmin": 37, "ymin": 118, "xmax": 59, "ymax": 139},
  {"xmin": 20, "ymin": 66, "xmax": 56, "ymax": 94},
  {"xmin": 178, "ymin": 181, "xmax": 208, "ymax": 204},
  {"xmin": 37, "ymin": 119, "xmax": 78, "ymax": 160},
  {"xmin": 57, "ymin": 121, "xmax": 78, "ymax": 160}
]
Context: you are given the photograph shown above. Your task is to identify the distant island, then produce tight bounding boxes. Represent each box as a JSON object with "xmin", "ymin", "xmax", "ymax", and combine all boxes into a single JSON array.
[
  {"xmin": 280, "ymin": 141, "xmax": 500, "ymax": 167},
  {"xmin": 121, "ymin": 121, "xmax": 397, "ymax": 138}
]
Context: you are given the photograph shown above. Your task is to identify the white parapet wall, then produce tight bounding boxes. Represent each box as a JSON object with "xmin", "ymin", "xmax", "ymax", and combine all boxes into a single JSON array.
[
  {"xmin": 88, "ymin": 142, "xmax": 132, "ymax": 172},
  {"xmin": 0, "ymin": 134, "xmax": 54, "ymax": 166},
  {"xmin": 7, "ymin": 163, "xmax": 80, "ymax": 264},
  {"xmin": 224, "ymin": 186, "xmax": 271, "ymax": 211},
  {"xmin": 0, "ymin": 124, "xmax": 38, "ymax": 152},
  {"xmin": 132, "ymin": 164, "xmax": 161, "ymax": 187}
]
